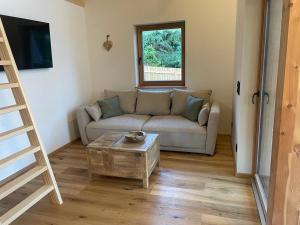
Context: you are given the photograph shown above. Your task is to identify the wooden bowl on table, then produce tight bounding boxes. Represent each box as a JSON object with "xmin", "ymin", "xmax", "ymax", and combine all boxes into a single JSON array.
[{"xmin": 124, "ymin": 131, "xmax": 146, "ymax": 143}]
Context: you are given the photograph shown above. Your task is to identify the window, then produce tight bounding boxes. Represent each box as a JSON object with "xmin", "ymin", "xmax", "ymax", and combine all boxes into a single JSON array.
[{"xmin": 136, "ymin": 22, "xmax": 185, "ymax": 87}]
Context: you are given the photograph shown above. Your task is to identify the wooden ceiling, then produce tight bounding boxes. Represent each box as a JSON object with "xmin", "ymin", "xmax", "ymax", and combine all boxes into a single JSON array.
[{"xmin": 65, "ymin": 0, "xmax": 85, "ymax": 7}]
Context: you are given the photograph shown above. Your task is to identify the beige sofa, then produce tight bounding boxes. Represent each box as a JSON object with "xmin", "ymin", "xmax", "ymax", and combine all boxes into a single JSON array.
[{"xmin": 76, "ymin": 89, "xmax": 220, "ymax": 155}]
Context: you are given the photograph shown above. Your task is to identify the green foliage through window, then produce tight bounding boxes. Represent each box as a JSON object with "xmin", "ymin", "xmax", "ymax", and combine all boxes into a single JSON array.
[{"xmin": 142, "ymin": 29, "xmax": 182, "ymax": 68}]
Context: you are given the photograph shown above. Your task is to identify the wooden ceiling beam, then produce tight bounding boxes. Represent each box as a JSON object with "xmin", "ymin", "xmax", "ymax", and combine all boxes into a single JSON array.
[{"xmin": 65, "ymin": 0, "xmax": 85, "ymax": 7}]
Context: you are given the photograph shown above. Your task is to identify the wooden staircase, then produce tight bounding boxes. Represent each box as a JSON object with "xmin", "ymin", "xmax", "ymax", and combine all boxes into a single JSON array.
[{"xmin": 0, "ymin": 18, "xmax": 62, "ymax": 225}]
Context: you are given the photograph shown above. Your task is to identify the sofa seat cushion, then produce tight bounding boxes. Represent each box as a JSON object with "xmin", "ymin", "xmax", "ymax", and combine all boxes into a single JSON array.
[
  {"xmin": 86, "ymin": 114, "xmax": 151, "ymax": 141},
  {"xmin": 142, "ymin": 115, "xmax": 206, "ymax": 149}
]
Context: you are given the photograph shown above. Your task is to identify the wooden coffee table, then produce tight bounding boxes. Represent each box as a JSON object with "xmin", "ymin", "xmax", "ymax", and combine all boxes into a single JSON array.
[{"xmin": 86, "ymin": 132, "xmax": 160, "ymax": 188}]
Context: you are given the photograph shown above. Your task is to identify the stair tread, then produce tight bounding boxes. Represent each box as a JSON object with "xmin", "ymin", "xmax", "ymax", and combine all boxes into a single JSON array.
[
  {"xmin": 0, "ymin": 146, "xmax": 41, "ymax": 169},
  {"xmin": 0, "ymin": 185, "xmax": 53, "ymax": 225},
  {"xmin": 0, "ymin": 166, "xmax": 48, "ymax": 200},
  {"xmin": 0, "ymin": 60, "xmax": 11, "ymax": 66},
  {"xmin": 0, "ymin": 125, "xmax": 34, "ymax": 141},
  {"xmin": 0, "ymin": 104, "xmax": 26, "ymax": 115},
  {"xmin": 0, "ymin": 83, "xmax": 19, "ymax": 90}
]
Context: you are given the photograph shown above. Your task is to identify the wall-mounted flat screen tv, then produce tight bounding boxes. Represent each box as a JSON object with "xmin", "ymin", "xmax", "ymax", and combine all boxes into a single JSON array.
[{"xmin": 0, "ymin": 15, "xmax": 53, "ymax": 71}]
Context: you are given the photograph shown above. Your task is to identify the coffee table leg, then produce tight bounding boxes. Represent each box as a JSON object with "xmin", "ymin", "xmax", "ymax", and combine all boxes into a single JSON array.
[
  {"xmin": 89, "ymin": 171, "xmax": 93, "ymax": 181},
  {"xmin": 142, "ymin": 152, "xmax": 149, "ymax": 188},
  {"xmin": 88, "ymin": 165, "xmax": 94, "ymax": 181},
  {"xmin": 143, "ymin": 177, "xmax": 149, "ymax": 188},
  {"xmin": 87, "ymin": 152, "xmax": 94, "ymax": 182}
]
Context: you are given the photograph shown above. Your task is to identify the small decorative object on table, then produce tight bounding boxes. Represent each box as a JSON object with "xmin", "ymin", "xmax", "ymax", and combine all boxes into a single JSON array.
[{"xmin": 125, "ymin": 131, "xmax": 146, "ymax": 143}]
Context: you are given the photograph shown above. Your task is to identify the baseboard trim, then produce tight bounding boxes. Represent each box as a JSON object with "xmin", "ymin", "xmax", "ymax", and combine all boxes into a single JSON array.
[
  {"xmin": 0, "ymin": 138, "xmax": 79, "ymax": 186},
  {"xmin": 231, "ymin": 138, "xmax": 254, "ymax": 179},
  {"xmin": 235, "ymin": 172, "xmax": 253, "ymax": 179},
  {"xmin": 48, "ymin": 138, "xmax": 80, "ymax": 158}
]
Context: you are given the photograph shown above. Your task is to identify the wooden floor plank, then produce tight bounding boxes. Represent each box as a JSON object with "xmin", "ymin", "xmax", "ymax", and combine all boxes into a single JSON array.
[{"xmin": 0, "ymin": 135, "xmax": 260, "ymax": 225}]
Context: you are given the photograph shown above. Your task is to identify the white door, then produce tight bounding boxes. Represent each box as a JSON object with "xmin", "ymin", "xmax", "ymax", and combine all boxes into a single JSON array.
[{"xmin": 254, "ymin": 0, "xmax": 283, "ymax": 217}]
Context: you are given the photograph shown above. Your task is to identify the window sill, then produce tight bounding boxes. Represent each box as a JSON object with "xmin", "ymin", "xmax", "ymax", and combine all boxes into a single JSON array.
[{"xmin": 136, "ymin": 86, "xmax": 187, "ymax": 90}]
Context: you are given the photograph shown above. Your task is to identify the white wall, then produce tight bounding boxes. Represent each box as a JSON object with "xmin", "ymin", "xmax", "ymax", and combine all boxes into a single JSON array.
[
  {"xmin": 85, "ymin": 0, "xmax": 237, "ymax": 134},
  {"xmin": 232, "ymin": 0, "xmax": 263, "ymax": 174},
  {"xmin": 0, "ymin": 0, "xmax": 92, "ymax": 180}
]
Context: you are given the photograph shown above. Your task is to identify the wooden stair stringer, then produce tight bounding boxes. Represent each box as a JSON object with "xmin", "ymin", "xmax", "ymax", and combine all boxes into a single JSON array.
[{"xmin": 0, "ymin": 17, "xmax": 63, "ymax": 225}]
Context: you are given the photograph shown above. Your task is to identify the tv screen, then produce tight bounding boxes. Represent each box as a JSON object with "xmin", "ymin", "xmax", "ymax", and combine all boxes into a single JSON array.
[{"xmin": 0, "ymin": 15, "xmax": 53, "ymax": 71}]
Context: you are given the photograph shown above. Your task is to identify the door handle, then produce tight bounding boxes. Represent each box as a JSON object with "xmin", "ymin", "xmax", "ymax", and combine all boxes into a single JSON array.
[
  {"xmin": 252, "ymin": 91, "xmax": 260, "ymax": 104},
  {"xmin": 138, "ymin": 57, "xmax": 143, "ymax": 65},
  {"xmin": 263, "ymin": 92, "xmax": 270, "ymax": 104}
]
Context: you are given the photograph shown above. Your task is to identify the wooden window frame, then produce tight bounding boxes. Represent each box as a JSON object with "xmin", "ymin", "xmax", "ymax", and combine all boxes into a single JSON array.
[{"xmin": 136, "ymin": 21, "xmax": 185, "ymax": 87}]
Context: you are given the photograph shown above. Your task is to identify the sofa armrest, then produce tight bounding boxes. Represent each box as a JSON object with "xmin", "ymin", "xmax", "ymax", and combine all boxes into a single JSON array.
[
  {"xmin": 206, "ymin": 102, "xmax": 220, "ymax": 155},
  {"xmin": 76, "ymin": 105, "xmax": 92, "ymax": 145}
]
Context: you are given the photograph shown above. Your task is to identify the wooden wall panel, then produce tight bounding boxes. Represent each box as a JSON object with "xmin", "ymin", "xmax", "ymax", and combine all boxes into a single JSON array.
[
  {"xmin": 285, "ymin": 146, "xmax": 300, "ymax": 225},
  {"xmin": 268, "ymin": 0, "xmax": 300, "ymax": 224}
]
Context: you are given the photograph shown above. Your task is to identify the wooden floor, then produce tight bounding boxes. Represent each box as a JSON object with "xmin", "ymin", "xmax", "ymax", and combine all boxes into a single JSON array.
[{"xmin": 0, "ymin": 135, "xmax": 260, "ymax": 225}]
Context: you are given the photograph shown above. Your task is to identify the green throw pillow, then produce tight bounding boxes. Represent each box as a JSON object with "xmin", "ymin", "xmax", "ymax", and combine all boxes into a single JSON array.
[
  {"xmin": 181, "ymin": 95, "xmax": 204, "ymax": 121},
  {"xmin": 98, "ymin": 96, "xmax": 123, "ymax": 119}
]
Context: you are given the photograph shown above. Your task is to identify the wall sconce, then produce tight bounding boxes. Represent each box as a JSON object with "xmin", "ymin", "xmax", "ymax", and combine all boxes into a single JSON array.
[{"xmin": 103, "ymin": 35, "xmax": 113, "ymax": 51}]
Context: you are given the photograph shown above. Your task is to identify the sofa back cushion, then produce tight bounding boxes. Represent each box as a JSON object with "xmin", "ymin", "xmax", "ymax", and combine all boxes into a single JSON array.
[
  {"xmin": 171, "ymin": 89, "xmax": 212, "ymax": 115},
  {"xmin": 104, "ymin": 89, "xmax": 137, "ymax": 114},
  {"xmin": 136, "ymin": 90, "xmax": 171, "ymax": 115}
]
